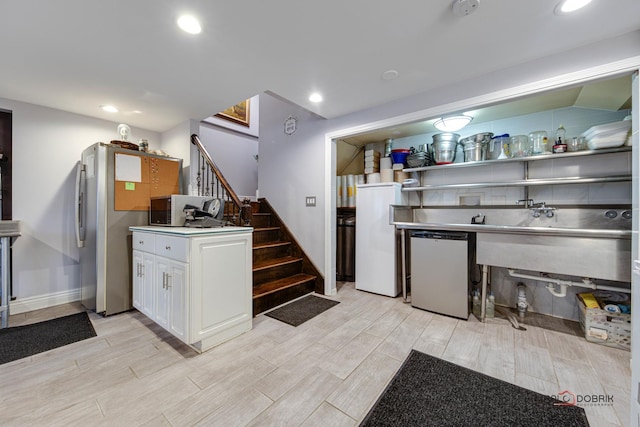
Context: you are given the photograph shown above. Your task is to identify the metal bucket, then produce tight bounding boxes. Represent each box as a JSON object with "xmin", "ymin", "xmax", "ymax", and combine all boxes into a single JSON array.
[
  {"xmin": 462, "ymin": 141, "xmax": 486, "ymax": 162},
  {"xmin": 431, "ymin": 133, "xmax": 460, "ymax": 164}
]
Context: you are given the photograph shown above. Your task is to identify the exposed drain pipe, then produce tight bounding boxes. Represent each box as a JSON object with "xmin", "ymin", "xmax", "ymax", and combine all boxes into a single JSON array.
[
  {"xmin": 506, "ymin": 269, "xmax": 631, "ymax": 297},
  {"xmin": 516, "ymin": 282, "xmax": 528, "ymax": 318},
  {"xmin": 546, "ymin": 283, "xmax": 568, "ymax": 298}
]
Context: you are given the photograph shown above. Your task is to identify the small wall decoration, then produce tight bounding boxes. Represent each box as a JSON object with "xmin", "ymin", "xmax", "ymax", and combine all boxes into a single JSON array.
[
  {"xmin": 215, "ymin": 99, "xmax": 250, "ymax": 127},
  {"xmin": 284, "ymin": 116, "xmax": 297, "ymax": 135}
]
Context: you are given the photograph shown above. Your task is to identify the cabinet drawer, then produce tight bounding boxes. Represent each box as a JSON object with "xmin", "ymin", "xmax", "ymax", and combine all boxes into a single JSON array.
[
  {"xmin": 155, "ymin": 235, "xmax": 189, "ymax": 262},
  {"xmin": 133, "ymin": 232, "xmax": 155, "ymax": 252}
]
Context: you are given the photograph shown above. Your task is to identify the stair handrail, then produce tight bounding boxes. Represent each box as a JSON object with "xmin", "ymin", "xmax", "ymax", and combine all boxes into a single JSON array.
[{"xmin": 190, "ymin": 133, "xmax": 252, "ymax": 226}]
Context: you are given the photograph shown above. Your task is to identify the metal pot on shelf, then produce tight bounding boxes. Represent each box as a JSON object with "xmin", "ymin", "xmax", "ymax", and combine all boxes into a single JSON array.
[
  {"xmin": 430, "ymin": 133, "xmax": 460, "ymax": 164},
  {"xmin": 460, "ymin": 132, "xmax": 493, "ymax": 162}
]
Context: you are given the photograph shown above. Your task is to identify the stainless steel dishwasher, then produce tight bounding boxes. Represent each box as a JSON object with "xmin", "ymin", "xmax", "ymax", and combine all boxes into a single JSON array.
[{"xmin": 410, "ymin": 230, "xmax": 475, "ymax": 319}]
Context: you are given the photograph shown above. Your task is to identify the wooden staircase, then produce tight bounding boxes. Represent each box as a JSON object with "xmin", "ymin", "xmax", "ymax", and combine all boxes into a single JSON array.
[{"xmin": 252, "ymin": 198, "xmax": 324, "ymax": 316}]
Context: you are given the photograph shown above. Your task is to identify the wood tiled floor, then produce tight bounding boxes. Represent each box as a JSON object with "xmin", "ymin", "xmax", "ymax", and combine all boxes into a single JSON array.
[{"xmin": 1, "ymin": 282, "xmax": 631, "ymax": 426}]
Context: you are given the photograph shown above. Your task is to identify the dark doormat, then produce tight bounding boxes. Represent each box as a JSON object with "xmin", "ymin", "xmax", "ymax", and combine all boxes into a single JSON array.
[
  {"xmin": 265, "ymin": 294, "xmax": 340, "ymax": 327},
  {"xmin": 361, "ymin": 350, "xmax": 589, "ymax": 427},
  {"xmin": 0, "ymin": 312, "xmax": 97, "ymax": 365}
]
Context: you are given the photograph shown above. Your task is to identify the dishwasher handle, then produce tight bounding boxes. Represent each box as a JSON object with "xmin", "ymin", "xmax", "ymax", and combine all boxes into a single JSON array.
[{"xmin": 410, "ymin": 230, "xmax": 468, "ymax": 241}]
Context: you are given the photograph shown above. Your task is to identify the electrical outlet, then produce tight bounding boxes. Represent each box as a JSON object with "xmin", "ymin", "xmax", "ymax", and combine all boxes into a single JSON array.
[{"xmin": 306, "ymin": 196, "xmax": 316, "ymax": 207}]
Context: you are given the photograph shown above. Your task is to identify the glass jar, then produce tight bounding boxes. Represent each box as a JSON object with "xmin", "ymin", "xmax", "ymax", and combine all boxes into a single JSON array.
[
  {"xmin": 570, "ymin": 136, "xmax": 587, "ymax": 151},
  {"xmin": 509, "ymin": 135, "xmax": 531, "ymax": 158},
  {"xmin": 529, "ymin": 130, "xmax": 549, "ymax": 155},
  {"xmin": 487, "ymin": 134, "xmax": 510, "ymax": 160}
]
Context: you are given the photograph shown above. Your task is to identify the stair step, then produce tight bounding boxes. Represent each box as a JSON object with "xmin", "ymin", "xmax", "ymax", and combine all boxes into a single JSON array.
[
  {"xmin": 253, "ymin": 273, "xmax": 317, "ymax": 316},
  {"xmin": 252, "ymin": 227, "xmax": 280, "ymax": 244},
  {"xmin": 253, "ymin": 241, "xmax": 292, "ymax": 264},
  {"xmin": 253, "ymin": 241, "xmax": 290, "ymax": 250},
  {"xmin": 253, "ymin": 255, "xmax": 301, "ymax": 271},
  {"xmin": 253, "ymin": 256, "xmax": 303, "ymax": 285},
  {"xmin": 251, "ymin": 212, "xmax": 272, "ymax": 228},
  {"xmin": 253, "ymin": 273, "xmax": 317, "ymax": 297}
]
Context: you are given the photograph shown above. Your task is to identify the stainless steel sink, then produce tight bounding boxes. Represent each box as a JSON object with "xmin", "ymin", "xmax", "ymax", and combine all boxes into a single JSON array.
[
  {"xmin": 391, "ymin": 205, "xmax": 631, "ymax": 282},
  {"xmin": 475, "ymin": 231, "xmax": 630, "ymax": 282}
]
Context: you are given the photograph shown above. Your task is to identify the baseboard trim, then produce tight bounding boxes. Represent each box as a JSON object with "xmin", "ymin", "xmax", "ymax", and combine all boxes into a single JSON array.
[{"xmin": 10, "ymin": 289, "xmax": 81, "ymax": 315}]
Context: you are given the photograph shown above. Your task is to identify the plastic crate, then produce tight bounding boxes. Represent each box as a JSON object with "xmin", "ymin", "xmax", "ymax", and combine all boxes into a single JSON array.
[{"xmin": 577, "ymin": 292, "xmax": 630, "ymax": 351}]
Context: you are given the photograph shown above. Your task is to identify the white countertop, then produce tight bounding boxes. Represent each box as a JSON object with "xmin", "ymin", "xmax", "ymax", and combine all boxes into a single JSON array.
[{"xmin": 129, "ymin": 225, "xmax": 252, "ymax": 236}]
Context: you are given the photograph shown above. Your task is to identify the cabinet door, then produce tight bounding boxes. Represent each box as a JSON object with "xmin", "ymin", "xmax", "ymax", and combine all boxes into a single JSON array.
[
  {"xmin": 155, "ymin": 257, "xmax": 171, "ymax": 329},
  {"xmin": 166, "ymin": 260, "xmax": 188, "ymax": 342},
  {"xmin": 154, "ymin": 256, "xmax": 188, "ymax": 342},
  {"xmin": 189, "ymin": 233, "xmax": 252, "ymax": 342},
  {"xmin": 132, "ymin": 250, "xmax": 156, "ymax": 318},
  {"xmin": 140, "ymin": 252, "xmax": 156, "ymax": 318},
  {"xmin": 132, "ymin": 250, "xmax": 144, "ymax": 311}
]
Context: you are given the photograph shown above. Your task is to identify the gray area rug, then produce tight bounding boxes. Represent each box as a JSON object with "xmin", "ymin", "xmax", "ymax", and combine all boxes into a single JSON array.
[
  {"xmin": 265, "ymin": 294, "xmax": 340, "ymax": 326},
  {"xmin": 361, "ymin": 350, "xmax": 589, "ymax": 427},
  {"xmin": 0, "ymin": 312, "xmax": 96, "ymax": 365}
]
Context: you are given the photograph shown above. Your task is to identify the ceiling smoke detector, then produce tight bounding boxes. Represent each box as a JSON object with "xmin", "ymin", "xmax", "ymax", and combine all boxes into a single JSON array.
[{"xmin": 452, "ymin": 0, "xmax": 480, "ymax": 17}]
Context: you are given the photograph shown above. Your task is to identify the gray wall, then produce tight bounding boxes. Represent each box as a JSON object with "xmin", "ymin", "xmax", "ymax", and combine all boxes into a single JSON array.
[
  {"xmin": 258, "ymin": 94, "xmax": 328, "ymax": 270},
  {"xmin": 1, "ymin": 98, "xmax": 161, "ymax": 312}
]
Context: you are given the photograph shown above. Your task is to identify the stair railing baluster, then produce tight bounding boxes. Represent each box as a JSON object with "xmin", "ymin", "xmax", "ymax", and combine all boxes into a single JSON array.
[{"xmin": 191, "ymin": 134, "xmax": 248, "ymax": 226}]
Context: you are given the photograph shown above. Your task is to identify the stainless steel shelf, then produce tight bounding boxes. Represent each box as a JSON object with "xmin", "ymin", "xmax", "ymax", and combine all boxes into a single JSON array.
[
  {"xmin": 402, "ymin": 175, "xmax": 632, "ymax": 192},
  {"xmin": 403, "ymin": 146, "xmax": 631, "ymax": 173},
  {"xmin": 402, "ymin": 146, "xmax": 631, "ymax": 192}
]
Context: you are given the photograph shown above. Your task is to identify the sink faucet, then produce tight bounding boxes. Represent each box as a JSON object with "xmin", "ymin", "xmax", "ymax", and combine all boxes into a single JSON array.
[
  {"xmin": 516, "ymin": 199, "xmax": 534, "ymax": 208},
  {"xmin": 471, "ymin": 213, "xmax": 485, "ymax": 224},
  {"xmin": 529, "ymin": 202, "xmax": 556, "ymax": 218}
]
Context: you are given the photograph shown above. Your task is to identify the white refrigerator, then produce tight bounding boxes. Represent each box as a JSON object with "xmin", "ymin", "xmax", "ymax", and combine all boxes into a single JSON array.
[{"xmin": 355, "ymin": 182, "xmax": 404, "ymax": 297}]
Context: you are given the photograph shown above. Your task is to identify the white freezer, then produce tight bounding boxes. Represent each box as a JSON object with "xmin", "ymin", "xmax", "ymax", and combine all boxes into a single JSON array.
[{"xmin": 355, "ymin": 182, "xmax": 405, "ymax": 297}]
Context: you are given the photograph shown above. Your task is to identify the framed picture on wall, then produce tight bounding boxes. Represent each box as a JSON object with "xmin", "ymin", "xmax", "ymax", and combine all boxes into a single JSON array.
[
  {"xmin": 203, "ymin": 96, "xmax": 259, "ymax": 137},
  {"xmin": 215, "ymin": 99, "xmax": 250, "ymax": 127}
]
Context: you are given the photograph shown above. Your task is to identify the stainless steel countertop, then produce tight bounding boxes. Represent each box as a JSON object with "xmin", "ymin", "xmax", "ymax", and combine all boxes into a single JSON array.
[
  {"xmin": 0, "ymin": 220, "xmax": 21, "ymax": 238},
  {"xmin": 393, "ymin": 221, "xmax": 632, "ymax": 239}
]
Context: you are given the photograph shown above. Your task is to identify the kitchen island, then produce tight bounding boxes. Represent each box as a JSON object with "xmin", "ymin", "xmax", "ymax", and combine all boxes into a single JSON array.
[{"xmin": 129, "ymin": 226, "xmax": 253, "ymax": 353}]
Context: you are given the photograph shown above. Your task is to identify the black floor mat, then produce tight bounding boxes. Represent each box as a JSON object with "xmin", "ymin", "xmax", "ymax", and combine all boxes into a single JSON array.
[
  {"xmin": 0, "ymin": 311, "xmax": 97, "ymax": 365},
  {"xmin": 361, "ymin": 350, "xmax": 589, "ymax": 427},
  {"xmin": 265, "ymin": 295, "xmax": 340, "ymax": 326}
]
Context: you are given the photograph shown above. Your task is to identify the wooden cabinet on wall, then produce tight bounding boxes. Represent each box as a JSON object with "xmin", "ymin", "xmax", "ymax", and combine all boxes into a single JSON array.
[{"xmin": 131, "ymin": 226, "xmax": 253, "ymax": 353}]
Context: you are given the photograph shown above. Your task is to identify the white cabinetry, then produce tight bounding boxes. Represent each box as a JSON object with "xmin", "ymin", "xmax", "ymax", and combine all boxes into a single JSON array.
[{"xmin": 131, "ymin": 226, "xmax": 252, "ymax": 353}]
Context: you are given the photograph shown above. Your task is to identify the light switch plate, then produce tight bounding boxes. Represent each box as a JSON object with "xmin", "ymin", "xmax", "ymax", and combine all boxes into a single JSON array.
[{"xmin": 306, "ymin": 196, "xmax": 316, "ymax": 207}]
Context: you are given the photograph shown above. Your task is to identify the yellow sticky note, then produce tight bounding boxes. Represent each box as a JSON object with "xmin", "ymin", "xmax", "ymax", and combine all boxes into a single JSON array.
[{"xmin": 125, "ymin": 182, "xmax": 135, "ymax": 191}]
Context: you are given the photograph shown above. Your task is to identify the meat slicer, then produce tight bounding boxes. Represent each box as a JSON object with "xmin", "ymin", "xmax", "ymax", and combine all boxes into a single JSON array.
[{"xmin": 183, "ymin": 198, "xmax": 226, "ymax": 228}]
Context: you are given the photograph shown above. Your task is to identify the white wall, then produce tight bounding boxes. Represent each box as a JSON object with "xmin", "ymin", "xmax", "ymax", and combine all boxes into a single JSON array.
[
  {"xmin": 196, "ymin": 122, "xmax": 258, "ymax": 200},
  {"xmin": 1, "ymin": 98, "xmax": 160, "ymax": 311},
  {"xmin": 160, "ymin": 119, "xmax": 198, "ymax": 194},
  {"xmin": 258, "ymin": 94, "xmax": 328, "ymax": 271}
]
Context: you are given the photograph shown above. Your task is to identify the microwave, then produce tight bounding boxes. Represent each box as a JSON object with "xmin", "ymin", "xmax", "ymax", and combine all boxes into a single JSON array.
[{"xmin": 149, "ymin": 195, "xmax": 211, "ymax": 226}]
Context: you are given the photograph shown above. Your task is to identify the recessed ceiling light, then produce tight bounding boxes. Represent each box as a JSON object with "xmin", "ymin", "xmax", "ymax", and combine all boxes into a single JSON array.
[
  {"xmin": 100, "ymin": 105, "xmax": 118, "ymax": 113},
  {"xmin": 382, "ymin": 70, "xmax": 399, "ymax": 80},
  {"xmin": 177, "ymin": 15, "xmax": 202, "ymax": 34},
  {"xmin": 309, "ymin": 93, "xmax": 323, "ymax": 103},
  {"xmin": 452, "ymin": 0, "xmax": 480, "ymax": 17},
  {"xmin": 555, "ymin": 0, "xmax": 592, "ymax": 14}
]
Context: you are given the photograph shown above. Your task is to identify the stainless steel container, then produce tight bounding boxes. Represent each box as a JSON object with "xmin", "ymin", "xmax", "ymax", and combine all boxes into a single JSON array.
[
  {"xmin": 431, "ymin": 133, "xmax": 460, "ymax": 164},
  {"xmin": 462, "ymin": 141, "xmax": 486, "ymax": 162},
  {"xmin": 460, "ymin": 132, "xmax": 493, "ymax": 163}
]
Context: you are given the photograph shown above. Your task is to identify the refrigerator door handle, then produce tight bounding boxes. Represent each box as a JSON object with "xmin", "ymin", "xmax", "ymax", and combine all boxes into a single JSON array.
[{"xmin": 75, "ymin": 161, "xmax": 86, "ymax": 248}]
